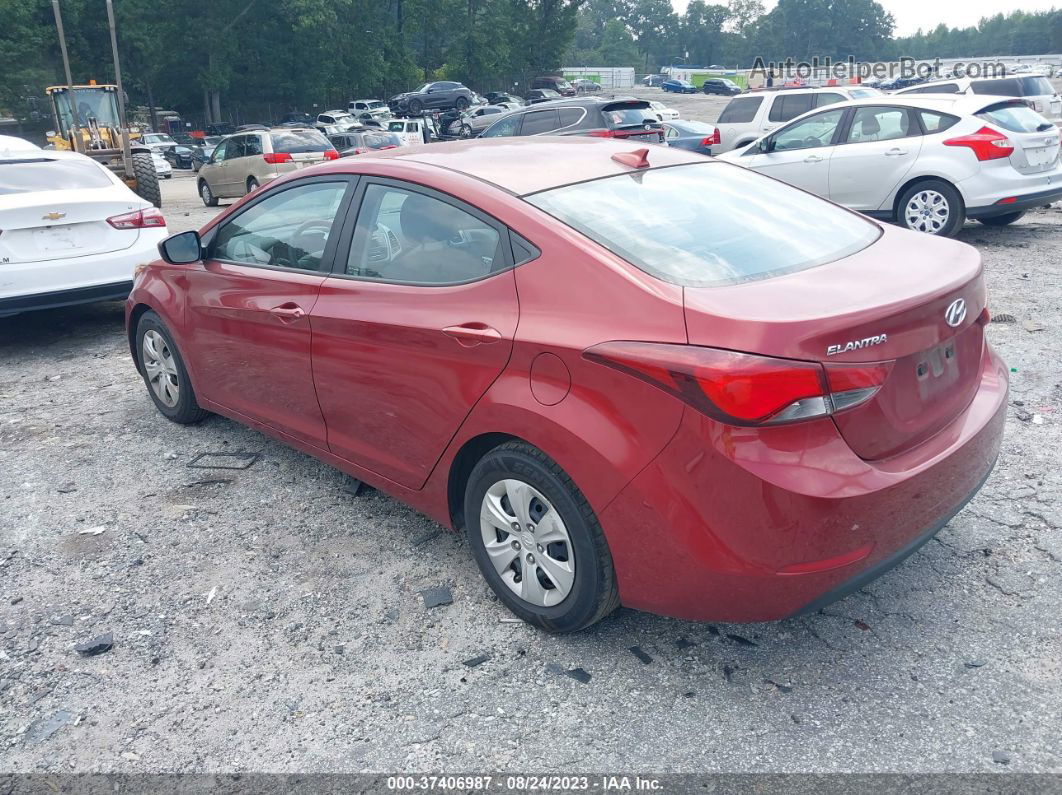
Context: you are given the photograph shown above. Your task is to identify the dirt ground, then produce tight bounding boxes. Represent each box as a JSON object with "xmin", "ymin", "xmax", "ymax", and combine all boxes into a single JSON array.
[{"xmin": 2, "ymin": 138, "xmax": 1062, "ymax": 774}]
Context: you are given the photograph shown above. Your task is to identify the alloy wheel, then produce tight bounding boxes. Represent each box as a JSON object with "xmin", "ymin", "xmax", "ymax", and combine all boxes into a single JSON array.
[
  {"xmin": 142, "ymin": 329, "xmax": 180, "ymax": 408},
  {"xmin": 200, "ymin": 182, "xmax": 212, "ymax": 204},
  {"xmin": 904, "ymin": 189, "xmax": 950, "ymax": 234},
  {"xmin": 479, "ymin": 478, "xmax": 575, "ymax": 607}
]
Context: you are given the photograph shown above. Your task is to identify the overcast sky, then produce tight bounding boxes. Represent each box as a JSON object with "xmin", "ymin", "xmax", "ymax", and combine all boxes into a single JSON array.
[{"xmin": 670, "ymin": 0, "xmax": 1060, "ymax": 37}]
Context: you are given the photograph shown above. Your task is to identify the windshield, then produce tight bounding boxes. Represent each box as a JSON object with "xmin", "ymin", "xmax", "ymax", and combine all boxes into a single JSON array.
[
  {"xmin": 0, "ymin": 157, "xmax": 112, "ymax": 194},
  {"xmin": 143, "ymin": 134, "xmax": 175, "ymax": 144},
  {"xmin": 525, "ymin": 162, "xmax": 880, "ymax": 287},
  {"xmin": 270, "ymin": 129, "xmax": 332, "ymax": 153},
  {"xmin": 203, "ymin": 136, "xmax": 222, "ymax": 146},
  {"xmin": 52, "ymin": 88, "xmax": 122, "ymax": 135},
  {"xmin": 413, "ymin": 84, "xmax": 431, "ymax": 94},
  {"xmin": 387, "ymin": 121, "xmax": 408, "ymax": 132},
  {"xmin": 364, "ymin": 133, "xmax": 402, "ymax": 149}
]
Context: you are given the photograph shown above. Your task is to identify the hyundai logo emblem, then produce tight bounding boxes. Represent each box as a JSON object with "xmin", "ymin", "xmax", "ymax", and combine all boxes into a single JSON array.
[{"xmin": 944, "ymin": 298, "xmax": 967, "ymax": 327}]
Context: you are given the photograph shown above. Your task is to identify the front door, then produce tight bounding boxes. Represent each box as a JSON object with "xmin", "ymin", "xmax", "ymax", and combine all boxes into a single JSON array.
[
  {"xmin": 828, "ymin": 106, "xmax": 922, "ymax": 211},
  {"xmin": 184, "ymin": 177, "xmax": 354, "ymax": 447},
  {"xmin": 746, "ymin": 108, "xmax": 846, "ymax": 197},
  {"xmin": 310, "ymin": 179, "xmax": 519, "ymax": 488}
]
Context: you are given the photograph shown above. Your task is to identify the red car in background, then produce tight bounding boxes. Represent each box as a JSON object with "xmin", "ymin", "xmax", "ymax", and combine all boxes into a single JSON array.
[{"xmin": 126, "ymin": 138, "xmax": 1006, "ymax": 633}]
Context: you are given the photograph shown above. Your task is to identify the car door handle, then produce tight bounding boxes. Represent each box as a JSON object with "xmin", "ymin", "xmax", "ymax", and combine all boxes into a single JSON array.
[
  {"xmin": 804, "ymin": 154, "xmax": 823, "ymax": 163},
  {"xmin": 442, "ymin": 323, "xmax": 502, "ymax": 346},
  {"xmin": 884, "ymin": 148, "xmax": 908, "ymax": 156},
  {"xmin": 270, "ymin": 303, "xmax": 305, "ymax": 323}
]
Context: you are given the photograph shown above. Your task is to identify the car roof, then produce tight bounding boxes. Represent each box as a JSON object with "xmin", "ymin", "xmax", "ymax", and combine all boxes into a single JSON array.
[
  {"xmin": 840, "ymin": 93, "xmax": 1029, "ymax": 113},
  {"xmin": 350, "ymin": 136, "xmax": 705, "ymax": 196}
]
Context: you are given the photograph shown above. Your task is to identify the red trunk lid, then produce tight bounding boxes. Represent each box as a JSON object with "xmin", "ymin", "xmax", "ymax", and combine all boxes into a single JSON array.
[{"xmin": 682, "ymin": 226, "xmax": 987, "ymax": 460}]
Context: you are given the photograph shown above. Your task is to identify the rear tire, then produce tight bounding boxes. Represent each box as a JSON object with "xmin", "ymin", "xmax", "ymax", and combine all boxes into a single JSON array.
[
  {"xmin": 131, "ymin": 151, "xmax": 162, "ymax": 208},
  {"xmin": 464, "ymin": 441, "xmax": 619, "ymax": 633},
  {"xmin": 199, "ymin": 179, "xmax": 218, "ymax": 207},
  {"xmin": 978, "ymin": 210, "xmax": 1026, "ymax": 227},
  {"xmin": 896, "ymin": 179, "xmax": 965, "ymax": 237},
  {"xmin": 247, "ymin": 177, "xmax": 259, "ymax": 193},
  {"xmin": 135, "ymin": 311, "xmax": 209, "ymax": 425}
]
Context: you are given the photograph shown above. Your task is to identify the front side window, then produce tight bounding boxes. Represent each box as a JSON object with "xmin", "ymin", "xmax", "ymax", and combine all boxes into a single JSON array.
[
  {"xmin": 526, "ymin": 162, "xmax": 879, "ymax": 288},
  {"xmin": 212, "ymin": 181, "xmax": 348, "ymax": 270},
  {"xmin": 718, "ymin": 96, "xmax": 762, "ymax": 123},
  {"xmin": 772, "ymin": 108, "xmax": 844, "ymax": 151},
  {"xmin": 346, "ymin": 184, "xmax": 502, "ymax": 284},
  {"xmin": 815, "ymin": 93, "xmax": 844, "ymax": 107},
  {"xmin": 481, "ymin": 114, "xmax": 522, "ymax": 138},
  {"xmin": 845, "ymin": 107, "xmax": 913, "ymax": 143},
  {"xmin": 210, "ymin": 140, "xmax": 228, "ymax": 162}
]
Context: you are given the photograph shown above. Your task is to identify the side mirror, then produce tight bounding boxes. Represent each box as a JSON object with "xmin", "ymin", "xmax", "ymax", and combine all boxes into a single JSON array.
[{"xmin": 159, "ymin": 230, "xmax": 202, "ymax": 265}]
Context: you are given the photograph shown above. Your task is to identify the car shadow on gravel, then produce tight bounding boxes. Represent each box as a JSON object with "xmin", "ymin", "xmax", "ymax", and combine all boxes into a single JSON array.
[{"xmin": 0, "ymin": 301, "xmax": 127, "ymax": 353}]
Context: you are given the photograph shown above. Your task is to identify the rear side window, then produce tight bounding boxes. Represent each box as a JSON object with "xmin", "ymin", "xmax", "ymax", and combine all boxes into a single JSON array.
[
  {"xmin": 270, "ymin": 129, "xmax": 331, "ymax": 153},
  {"xmin": 717, "ymin": 96, "xmax": 762, "ymax": 123},
  {"xmin": 526, "ymin": 162, "xmax": 880, "ymax": 288},
  {"xmin": 907, "ymin": 83, "xmax": 960, "ymax": 94},
  {"xmin": 977, "ymin": 103, "xmax": 1055, "ymax": 133},
  {"xmin": 521, "ymin": 109, "xmax": 559, "ymax": 135},
  {"xmin": 0, "ymin": 157, "xmax": 112, "ymax": 194},
  {"xmin": 918, "ymin": 110, "xmax": 960, "ymax": 133},
  {"xmin": 845, "ymin": 107, "xmax": 914, "ymax": 143},
  {"xmin": 245, "ymin": 136, "xmax": 263, "ymax": 156},
  {"xmin": 769, "ymin": 94, "xmax": 815, "ymax": 122},
  {"xmin": 559, "ymin": 107, "xmax": 586, "ymax": 127}
]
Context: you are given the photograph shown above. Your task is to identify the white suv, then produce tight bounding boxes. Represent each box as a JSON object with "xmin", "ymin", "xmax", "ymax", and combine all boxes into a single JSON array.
[
  {"xmin": 713, "ymin": 86, "xmax": 883, "ymax": 153},
  {"xmin": 896, "ymin": 75, "xmax": 1062, "ymax": 120},
  {"xmin": 718, "ymin": 95, "xmax": 1062, "ymax": 236}
]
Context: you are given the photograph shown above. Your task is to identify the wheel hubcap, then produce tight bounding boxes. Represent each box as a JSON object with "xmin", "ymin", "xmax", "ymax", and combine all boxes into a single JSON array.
[
  {"xmin": 480, "ymin": 479, "xmax": 575, "ymax": 607},
  {"xmin": 201, "ymin": 184, "xmax": 211, "ymax": 202},
  {"xmin": 904, "ymin": 190, "xmax": 949, "ymax": 233},
  {"xmin": 142, "ymin": 329, "xmax": 180, "ymax": 408}
]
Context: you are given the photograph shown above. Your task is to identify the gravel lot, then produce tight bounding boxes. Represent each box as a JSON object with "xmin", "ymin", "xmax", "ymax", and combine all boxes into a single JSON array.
[{"xmin": 3, "ymin": 134, "xmax": 1062, "ymax": 775}]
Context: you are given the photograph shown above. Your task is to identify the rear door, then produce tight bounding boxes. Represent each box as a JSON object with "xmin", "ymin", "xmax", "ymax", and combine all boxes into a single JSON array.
[
  {"xmin": 310, "ymin": 178, "xmax": 519, "ymax": 488},
  {"xmin": 184, "ymin": 177, "xmax": 355, "ymax": 447},
  {"xmin": 745, "ymin": 107, "xmax": 846, "ymax": 196},
  {"xmin": 828, "ymin": 106, "xmax": 923, "ymax": 210}
]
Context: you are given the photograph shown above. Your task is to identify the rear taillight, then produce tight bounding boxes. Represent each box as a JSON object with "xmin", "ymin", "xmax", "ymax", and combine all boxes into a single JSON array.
[
  {"xmin": 107, "ymin": 208, "xmax": 166, "ymax": 230},
  {"xmin": 587, "ymin": 129, "xmax": 617, "ymax": 138},
  {"xmin": 707, "ymin": 127, "xmax": 721, "ymax": 146},
  {"xmin": 263, "ymin": 152, "xmax": 293, "ymax": 164},
  {"xmin": 584, "ymin": 342, "xmax": 891, "ymax": 426},
  {"xmin": 943, "ymin": 126, "xmax": 1014, "ymax": 161},
  {"xmin": 323, "ymin": 149, "xmax": 340, "ymax": 160},
  {"xmin": 351, "ymin": 147, "xmax": 369, "ymax": 155}
]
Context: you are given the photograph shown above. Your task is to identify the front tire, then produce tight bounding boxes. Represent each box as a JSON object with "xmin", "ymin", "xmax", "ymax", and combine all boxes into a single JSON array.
[
  {"xmin": 131, "ymin": 151, "xmax": 162, "ymax": 208},
  {"xmin": 978, "ymin": 210, "xmax": 1026, "ymax": 226},
  {"xmin": 464, "ymin": 441, "xmax": 619, "ymax": 633},
  {"xmin": 408, "ymin": 99, "xmax": 423, "ymax": 116},
  {"xmin": 199, "ymin": 179, "xmax": 218, "ymax": 207},
  {"xmin": 135, "ymin": 311, "xmax": 209, "ymax": 425},
  {"xmin": 897, "ymin": 179, "xmax": 965, "ymax": 237},
  {"xmin": 455, "ymin": 96, "xmax": 470, "ymax": 111}
]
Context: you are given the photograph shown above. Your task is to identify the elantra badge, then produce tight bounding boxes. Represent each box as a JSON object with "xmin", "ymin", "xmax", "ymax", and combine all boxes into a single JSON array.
[
  {"xmin": 827, "ymin": 334, "xmax": 887, "ymax": 356},
  {"xmin": 944, "ymin": 298, "xmax": 966, "ymax": 327}
]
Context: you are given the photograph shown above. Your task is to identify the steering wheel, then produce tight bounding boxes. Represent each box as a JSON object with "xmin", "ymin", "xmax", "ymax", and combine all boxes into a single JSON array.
[
  {"xmin": 293, "ymin": 218, "xmax": 332, "ymax": 250},
  {"xmin": 803, "ymin": 136, "xmax": 822, "ymax": 148}
]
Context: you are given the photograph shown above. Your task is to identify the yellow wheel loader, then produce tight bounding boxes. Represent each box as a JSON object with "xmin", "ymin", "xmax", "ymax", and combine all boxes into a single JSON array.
[
  {"xmin": 47, "ymin": 0, "xmax": 161, "ymax": 208},
  {"xmin": 45, "ymin": 83, "xmax": 161, "ymax": 208}
]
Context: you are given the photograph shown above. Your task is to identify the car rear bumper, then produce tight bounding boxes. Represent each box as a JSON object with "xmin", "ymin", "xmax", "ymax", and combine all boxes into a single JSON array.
[
  {"xmin": 966, "ymin": 185, "xmax": 1062, "ymax": 217},
  {"xmin": 599, "ymin": 341, "xmax": 1008, "ymax": 622},
  {"xmin": 0, "ymin": 230, "xmax": 166, "ymax": 314}
]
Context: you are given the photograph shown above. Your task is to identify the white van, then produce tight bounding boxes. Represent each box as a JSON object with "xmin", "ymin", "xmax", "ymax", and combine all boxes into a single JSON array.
[
  {"xmin": 713, "ymin": 86, "xmax": 882, "ymax": 153},
  {"xmin": 896, "ymin": 76, "xmax": 1062, "ymax": 120}
]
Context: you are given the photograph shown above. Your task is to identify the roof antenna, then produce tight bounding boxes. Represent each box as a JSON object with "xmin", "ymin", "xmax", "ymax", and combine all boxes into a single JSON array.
[{"xmin": 611, "ymin": 148, "xmax": 650, "ymax": 169}]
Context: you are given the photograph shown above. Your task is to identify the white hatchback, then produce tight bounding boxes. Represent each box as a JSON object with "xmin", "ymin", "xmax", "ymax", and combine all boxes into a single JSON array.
[
  {"xmin": 895, "ymin": 75, "xmax": 1061, "ymax": 120},
  {"xmin": 718, "ymin": 95, "xmax": 1062, "ymax": 236},
  {"xmin": 0, "ymin": 151, "xmax": 168, "ymax": 316}
]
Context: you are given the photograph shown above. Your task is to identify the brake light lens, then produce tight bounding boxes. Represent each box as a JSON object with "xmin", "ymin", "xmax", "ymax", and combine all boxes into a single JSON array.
[
  {"xmin": 587, "ymin": 129, "xmax": 618, "ymax": 137},
  {"xmin": 702, "ymin": 127, "xmax": 721, "ymax": 146},
  {"xmin": 107, "ymin": 208, "xmax": 166, "ymax": 230},
  {"xmin": 584, "ymin": 342, "xmax": 891, "ymax": 426},
  {"xmin": 943, "ymin": 126, "xmax": 1014, "ymax": 161},
  {"xmin": 263, "ymin": 152, "xmax": 293, "ymax": 164},
  {"xmin": 323, "ymin": 149, "xmax": 340, "ymax": 160}
]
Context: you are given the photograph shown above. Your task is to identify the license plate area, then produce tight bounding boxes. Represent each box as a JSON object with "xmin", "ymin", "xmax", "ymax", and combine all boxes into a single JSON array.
[{"xmin": 33, "ymin": 224, "xmax": 82, "ymax": 252}]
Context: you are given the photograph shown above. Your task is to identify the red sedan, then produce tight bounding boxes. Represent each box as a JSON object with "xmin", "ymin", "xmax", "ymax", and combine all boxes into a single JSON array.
[{"xmin": 126, "ymin": 138, "xmax": 1007, "ymax": 632}]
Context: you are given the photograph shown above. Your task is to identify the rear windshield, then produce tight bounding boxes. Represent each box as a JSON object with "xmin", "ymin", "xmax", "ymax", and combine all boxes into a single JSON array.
[
  {"xmin": 270, "ymin": 129, "xmax": 331, "ymax": 153},
  {"xmin": 526, "ymin": 162, "xmax": 880, "ymax": 287},
  {"xmin": 977, "ymin": 103, "xmax": 1056, "ymax": 133},
  {"xmin": 363, "ymin": 133, "xmax": 402, "ymax": 149},
  {"xmin": 0, "ymin": 157, "xmax": 112, "ymax": 194},
  {"xmin": 603, "ymin": 104, "xmax": 655, "ymax": 128},
  {"xmin": 718, "ymin": 96, "xmax": 762, "ymax": 123},
  {"xmin": 971, "ymin": 76, "xmax": 1054, "ymax": 97}
]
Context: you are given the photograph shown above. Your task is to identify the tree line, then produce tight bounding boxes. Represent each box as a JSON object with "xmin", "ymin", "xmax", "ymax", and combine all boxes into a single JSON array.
[{"xmin": 2, "ymin": 0, "xmax": 1061, "ymax": 129}]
